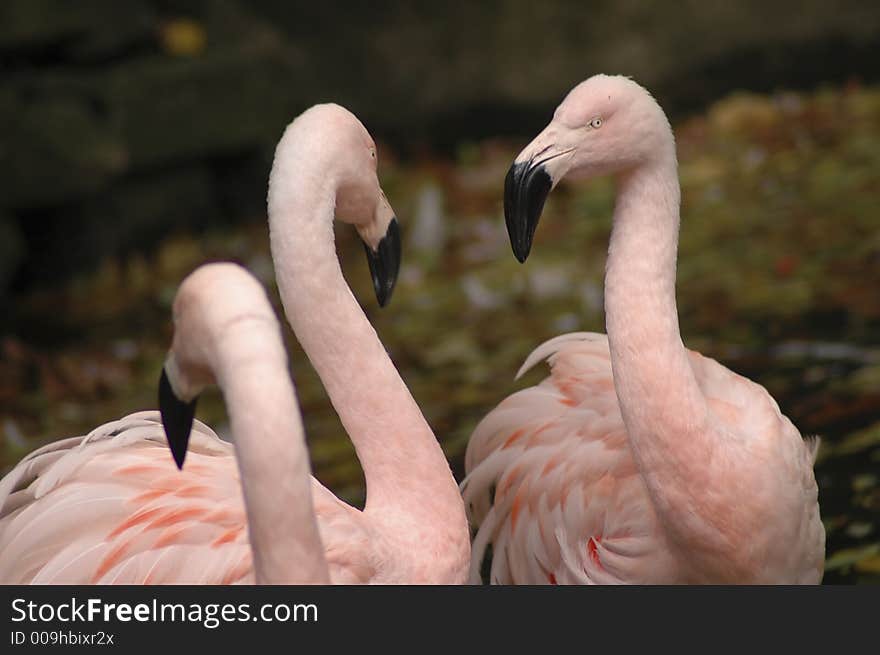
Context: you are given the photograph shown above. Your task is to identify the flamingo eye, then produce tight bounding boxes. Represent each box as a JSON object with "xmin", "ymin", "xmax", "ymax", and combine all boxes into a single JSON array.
[{"xmin": 589, "ymin": 117, "xmax": 603, "ymax": 129}]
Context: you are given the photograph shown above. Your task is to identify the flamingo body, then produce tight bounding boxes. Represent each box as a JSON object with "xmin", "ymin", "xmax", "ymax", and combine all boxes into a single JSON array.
[
  {"xmin": 464, "ymin": 333, "xmax": 823, "ymax": 584},
  {"xmin": 0, "ymin": 413, "xmax": 252, "ymax": 584},
  {"xmin": 0, "ymin": 412, "xmax": 401, "ymax": 584}
]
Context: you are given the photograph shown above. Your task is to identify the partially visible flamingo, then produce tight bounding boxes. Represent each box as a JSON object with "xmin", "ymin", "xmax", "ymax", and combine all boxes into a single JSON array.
[
  {"xmin": 0, "ymin": 263, "xmax": 327, "ymax": 583},
  {"xmin": 462, "ymin": 75, "xmax": 825, "ymax": 584},
  {"xmin": 0, "ymin": 104, "xmax": 470, "ymax": 584}
]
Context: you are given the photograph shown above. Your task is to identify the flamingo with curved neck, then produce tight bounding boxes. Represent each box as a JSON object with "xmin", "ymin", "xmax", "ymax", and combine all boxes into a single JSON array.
[
  {"xmin": 267, "ymin": 106, "xmax": 466, "ymax": 530},
  {"xmin": 265, "ymin": 104, "xmax": 469, "ymax": 580},
  {"xmin": 462, "ymin": 75, "xmax": 824, "ymax": 584}
]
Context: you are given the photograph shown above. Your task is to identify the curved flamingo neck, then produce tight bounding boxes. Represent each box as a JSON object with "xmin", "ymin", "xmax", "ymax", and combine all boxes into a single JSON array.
[
  {"xmin": 266, "ymin": 133, "xmax": 465, "ymax": 547},
  {"xmin": 604, "ymin": 143, "xmax": 712, "ymax": 506},
  {"xmin": 209, "ymin": 320, "xmax": 329, "ymax": 584}
]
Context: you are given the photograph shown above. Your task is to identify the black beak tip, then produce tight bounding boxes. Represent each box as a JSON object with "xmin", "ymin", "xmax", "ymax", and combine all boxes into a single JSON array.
[
  {"xmin": 512, "ymin": 247, "xmax": 529, "ymax": 264},
  {"xmin": 364, "ymin": 217, "xmax": 401, "ymax": 308},
  {"xmin": 158, "ymin": 368, "xmax": 197, "ymax": 470},
  {"xmin": 376, "ymin": 286, "xmax": 391, "ymax": 308},
  {"xmin": 503, "ymin": 161, "xmax": 551, "ymax": 264}
]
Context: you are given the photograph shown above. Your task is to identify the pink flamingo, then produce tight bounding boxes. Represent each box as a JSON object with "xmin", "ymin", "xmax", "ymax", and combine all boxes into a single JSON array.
[
  {"xmin": 0, "ymin": 263, "xmax": 327, "ymax": 583},
  {"xmin": 462, "ymin": 75, "xmax": 825, "ymax": 584},
  {"xmin": 0, "ymin": 105, "xmax": 470, "ymax": 584}
]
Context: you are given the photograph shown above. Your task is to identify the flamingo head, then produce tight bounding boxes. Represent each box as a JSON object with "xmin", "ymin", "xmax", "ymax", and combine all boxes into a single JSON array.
[
  {"xmin": 504, "ymin": 74, "xmax": 673, "ymax": 262},
  {"xmin": 159, "ymin": 263, "xmax": 280, "ymax": 468},
  {"xmin": 289, "ymin": 104, "xmax": 402, "ymax": 307}
]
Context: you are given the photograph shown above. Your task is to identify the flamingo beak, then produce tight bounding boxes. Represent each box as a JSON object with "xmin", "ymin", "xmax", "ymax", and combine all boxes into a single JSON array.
[
  {"xmin": 362, "ymin": 217, "xmax": 401, "ymax": 307},
  {"xmin": 159, "ymin": 367, "xmax": 198, "ymax": 470},
  {"xmin": 504, "ymin": 160, "xmax": 553, "ymax": 263},
  {"xmin": 505, "ymin": 121, "xmax": 577, "ymax": 262}
]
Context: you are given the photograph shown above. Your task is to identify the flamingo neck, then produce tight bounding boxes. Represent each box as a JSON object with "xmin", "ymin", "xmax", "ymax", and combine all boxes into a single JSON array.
[
  {"xmin": 266, "ymin": 138, "xmax": 466, "ymax": 552},
  {"xmin": 604, "ymin": 146, "xmax": 711, "ymax": 503},
  {"xmin": 212, "ymin": 321, "xmax": 328, "ymax": 584}
]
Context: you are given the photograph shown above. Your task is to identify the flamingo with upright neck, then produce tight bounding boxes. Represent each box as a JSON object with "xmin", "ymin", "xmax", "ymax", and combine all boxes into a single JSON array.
[
  {"xmin": 0, "ymin": 104, "xmax": 470, "ymax": 584},
  {"xmin": 462, "ymin": 75, "xmax": 825, "ymax": 584}
]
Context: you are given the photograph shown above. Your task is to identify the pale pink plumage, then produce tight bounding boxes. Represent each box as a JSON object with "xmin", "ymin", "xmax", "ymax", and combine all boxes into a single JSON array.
[
  {"xmin": 0, "ymin": 411, "xmax": 400, "ymax": 584},
  {"xmin": 464, "ymin": 333, "xmax": 822, "ymax": 584},
  {"xmin": 462, "ymin": 75, "xmax": 825, "ymax": 584},
  {"xmin": 0, "ymin": 413, "xmax": 253, "ymax": 584}
]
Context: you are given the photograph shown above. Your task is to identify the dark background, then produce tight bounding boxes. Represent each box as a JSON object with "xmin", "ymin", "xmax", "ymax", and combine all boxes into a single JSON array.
[
  {"xmin": 2, "ymin": 0, "xmax": 879, "ymax": 291},
  {"xmin": 1, "ymin": 1, "xmax": 879, "ymax": 583}
]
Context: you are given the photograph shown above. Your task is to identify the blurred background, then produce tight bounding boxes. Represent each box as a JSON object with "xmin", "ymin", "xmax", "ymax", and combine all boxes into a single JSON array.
[{"xmin": 1, "ymin": 0, "xmax": 879, "ymax": 583}]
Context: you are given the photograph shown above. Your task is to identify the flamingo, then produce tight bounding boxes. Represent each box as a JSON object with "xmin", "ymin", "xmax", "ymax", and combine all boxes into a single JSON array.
[
  {"xmin": 461, "ymin": 75, "xmax": 825, "ymax": 584},
  {"xmin": 0, "ymin": 104, "xmax": 470, "ymax": 584},
  {"xmin": 0, "ymin": 262, "xmax": 327, "ymax": 583}
]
